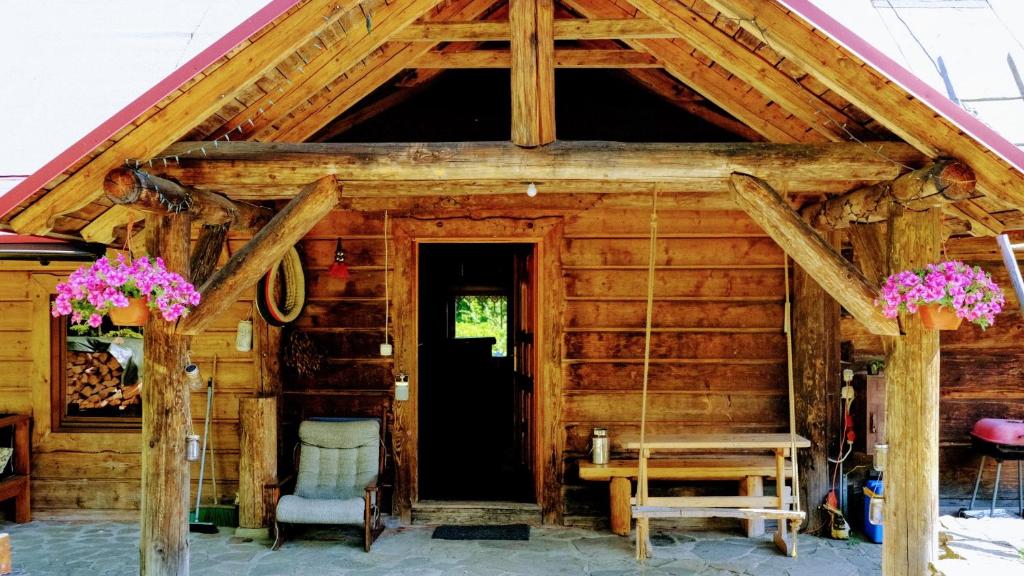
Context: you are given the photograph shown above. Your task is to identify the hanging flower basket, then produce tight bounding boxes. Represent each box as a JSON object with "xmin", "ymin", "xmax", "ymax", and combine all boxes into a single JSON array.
[
  {"xmin": 876, "ymin": 260, "xmax": 1005, "ymax": 330},
  {"xmin": 51, "ymin": 255, "xmax": 200, "ymax": 333},
  {"xmin": 917, "ymin": 303, "xmax": 962, "ymax": 331},
  {"xmin": 107, "ymin": 297, "xmax": 151, "ymax": 326}
]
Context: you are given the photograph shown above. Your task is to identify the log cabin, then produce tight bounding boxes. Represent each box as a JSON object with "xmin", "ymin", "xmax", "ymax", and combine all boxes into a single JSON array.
[{"xmin": 1, "ymin": 0, "xmax": 1023, "ymax": 574}]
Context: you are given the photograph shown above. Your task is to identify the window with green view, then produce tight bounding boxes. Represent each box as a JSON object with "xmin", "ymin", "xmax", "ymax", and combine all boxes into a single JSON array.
[{"xmin": 454, "ymin": 295, "xmax": 508, "ymax": 357}]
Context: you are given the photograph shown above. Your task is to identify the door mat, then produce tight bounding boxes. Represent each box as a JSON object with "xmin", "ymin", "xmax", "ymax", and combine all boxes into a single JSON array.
[{"xmin": 431, "ymin": 524, "xmax": 530, "ymax": 541}]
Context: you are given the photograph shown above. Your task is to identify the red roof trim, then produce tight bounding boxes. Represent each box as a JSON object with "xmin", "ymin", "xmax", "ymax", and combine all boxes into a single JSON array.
[
  {"xmin": 779, "ymin": 0, "xmax": 1024, "ymax": 175},
  {"xmin": 0, "ymin": 233, "xmax": 69, "ymax": 245},
  {"xmin": 0, "ymin": 0, "xmax": 302, "ymax": 220}
]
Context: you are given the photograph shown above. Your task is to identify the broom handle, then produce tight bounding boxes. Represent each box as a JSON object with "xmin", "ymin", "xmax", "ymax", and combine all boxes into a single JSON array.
[
  {"xmin": 210, "ymin": 355, "xmax": 218, "ymax": 504},
  {"xmin": 194, "ymin": 378, "xmax": 213, "ymax": 517}
]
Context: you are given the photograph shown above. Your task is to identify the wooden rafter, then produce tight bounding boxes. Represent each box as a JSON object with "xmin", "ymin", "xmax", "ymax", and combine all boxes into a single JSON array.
[
  {"xmin": 9, "ymin": 0, "xmax": 357, "ymax": 236},
  {"xmin": 413, "ymin": 48, "xmax": 660, "ymax": 68},
  {"xmin": 510, "ymin": 0, "xmax": 556, "ymax": 146},
  {"xmin": 394, "ymin": 17, "xmax": 676, "ymax": 41},
  {"xmin": 627, "ymin": 0, "xmax": 864, "ymax": 143},
  {"xmin": 260, "ymin": 0, "xmax": 501, "ymax": 143},
  {"xmin": 80, "ymin": 205, "xmax": 145, "ymax": 244},
  {"xmin": 728, "ymin": 173, "xmax": 899, "ymax": 336},
  {"xmin": 561, "ymin": 0, "xmax": 817, "ymax": 143},
  {"xmin": 703, "ymin": 0, "xmax": 1024, "ymax": 211},
  {"xmin": 212, "ymin": 0, "xmax": 444, "ymax": 142},
  {"xmin": 157, "ymin": 141, "xmax": 923, "ymax": 188},
  {"xmin": 177, "ymin": 176, "xmax": 340, "ymax": 336}
]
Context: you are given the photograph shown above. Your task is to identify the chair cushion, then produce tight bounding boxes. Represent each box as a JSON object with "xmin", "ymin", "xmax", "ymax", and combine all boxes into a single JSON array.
[
  {"xmin": 276, "ymin": 494, "xmax": 364, "ymax": 525},
  {"xmin": 295, "ymin": 419, "xmax": 380, "ymax": 500}
]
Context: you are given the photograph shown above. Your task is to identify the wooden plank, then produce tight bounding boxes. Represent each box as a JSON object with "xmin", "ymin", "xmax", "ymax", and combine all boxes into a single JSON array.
[
  {"xmin": 9, "ymin": 0, "xmax": 358, "ymax": 235},
  {"xmin": 510, "ymin": 0, "xmax": 555, "ymax": 146},
  {"xmin": 412, "ymin": 48, "xmax": 661, "ymax": 68},
  {"xmin": 159, "ymin": 141, "xmax": 923, "ymax": 188},
  {"xmin": 564, "ymin": 422, "xmax": 786, "ymax": 454},
  {"xmin": 642, "ymin": 495, "xmax": 792, "ymax": 508},
  {"xmin": 80, "ymin": 205, "xmax": 145, "ymax": 244},
  {"xmin": 633, "ymin": 506, "xmax": 804, "ymax": 520},
  {"xmin": 563, "ymin": 237, "xmax": 783, "ymax": 266},
  {"xmin": 705, "ymin": 0, "xmax": 1024, "ymax": 211},
  {"xmin": 565, "ymin": 268, "xmax": 784, "ymax": 298},
  {"xmin": 622, "ymin": 433, "xmax": 811, "ymax": 450},
  {"xmin": 394, "ymin": 18, "xmax": 676, "ymax": 41},
  {"xmin": 728, "ymin": 173, "xmax": 899, "ymax": 336},
  {"xmin": 883, "ymin": 206, "xmax": 942, "ymax": 575},
  {"xmin": 578, "ymin": 457, "xmax": 792, "ymax": 480},
  {"xmin": 564, "ymin": 361, "xmax": 785, "ymax": 392},
  {"xmin": 563, "ymin": 331, "xmax": 786, "ymax": 360},
  {"xmin": 178, "ymin": 176, "xmax": 340, "ymax": 335},
  {"xmin": 562, "ymin": 392, "xmax": 785, "ymax": 424},
  {"xmin": 565, "ymin": 300, "xmax": 783, "ymax": 329},
  {"xmin": 629, "ymin": 0, "xmax": 856, "ymax": 142}
]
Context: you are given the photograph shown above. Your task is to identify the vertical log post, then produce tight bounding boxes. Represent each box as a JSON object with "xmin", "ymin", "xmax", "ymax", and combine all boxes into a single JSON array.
[
  {"xmin": 140, "ymin": 213, "xmax": 192, "ymax": 576},
  {"xmin": 509, "ymin": 0, "xmax": 555, "ymax": 147},
  {"xmin": 792, "ymin": 242, "xmax": 841, "ymax": 531},
  {"xmin": 883, "ymin": 206, "xmax": 942, "ymax": 575},
  {"xmin": 238, "ymin": 397, "xmax": 278, "ymax": 536}
]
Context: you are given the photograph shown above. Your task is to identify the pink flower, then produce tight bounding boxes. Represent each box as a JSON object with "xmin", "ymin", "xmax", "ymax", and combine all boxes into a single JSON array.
[{"xmin": 877, "ymin": 260, "xmax": 1005, "ymax": 329}]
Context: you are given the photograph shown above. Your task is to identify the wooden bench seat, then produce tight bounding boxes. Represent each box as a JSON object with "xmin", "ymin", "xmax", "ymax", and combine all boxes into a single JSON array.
[{"xmin": 579, "ymin": 456, "xmax": 793, "ymax": 537}]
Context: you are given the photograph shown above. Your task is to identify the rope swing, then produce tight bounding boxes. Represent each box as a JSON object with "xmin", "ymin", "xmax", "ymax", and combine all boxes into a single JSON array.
[{"xmin": 634, "ymin": 188, "xmax": 658, "ymax": 560}]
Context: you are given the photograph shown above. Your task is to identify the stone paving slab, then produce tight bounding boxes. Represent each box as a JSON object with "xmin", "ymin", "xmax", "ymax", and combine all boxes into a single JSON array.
[{"xmin": 0, "ymin": 519, "xmax": 881, "ymax": 575}]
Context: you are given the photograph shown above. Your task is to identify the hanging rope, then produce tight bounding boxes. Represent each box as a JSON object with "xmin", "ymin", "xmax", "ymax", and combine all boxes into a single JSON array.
[
  {"xmin": 635, "ymin": 187, "xmax": 659, "ymax": 560},
  {"xmin": 782, "ymin": 179, "xmax": 802, "ymax": 556}
]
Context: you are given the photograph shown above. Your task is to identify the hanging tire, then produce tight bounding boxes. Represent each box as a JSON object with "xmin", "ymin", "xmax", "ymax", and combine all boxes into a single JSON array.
[{"xmin": 256, "ymin": 247, "xmax": 306, "ymax": 326}]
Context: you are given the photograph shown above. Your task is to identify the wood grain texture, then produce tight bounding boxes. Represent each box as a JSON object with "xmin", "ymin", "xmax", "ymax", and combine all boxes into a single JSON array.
[
  {"xmin": 729, "ymin": 173, "xmax": 898, "ymax": 336},
  {"xmin": 239, "ymin": 397, "xmax": 277, "ymax": 529},
  {"xmin": 882, "ymin": 206, "xmax": 942, "ymax": 576},
  {"xmin": 140, "ymin": 213, "xmax": 192, "ymax": 576},
  {"xmin": 510, "ymin": 0, "xmax": 555, "ymax": 146}
]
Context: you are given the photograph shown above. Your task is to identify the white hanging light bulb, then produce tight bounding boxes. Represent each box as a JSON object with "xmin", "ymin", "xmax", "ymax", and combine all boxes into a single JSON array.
[{"xmin": 526, "ymin": 182, "xmax": 538, "ymax": 197}]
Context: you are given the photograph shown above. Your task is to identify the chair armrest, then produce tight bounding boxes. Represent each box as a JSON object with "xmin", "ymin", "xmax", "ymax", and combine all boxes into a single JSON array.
[{"xmin": 264, "ymin": 474, "xmax": 297, "ymax": 508}]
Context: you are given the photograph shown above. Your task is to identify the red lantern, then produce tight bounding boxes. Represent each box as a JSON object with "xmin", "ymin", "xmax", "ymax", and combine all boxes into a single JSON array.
[{"xmin": 329, "ymin": 238, "xmax": 350, "ymax": 280}]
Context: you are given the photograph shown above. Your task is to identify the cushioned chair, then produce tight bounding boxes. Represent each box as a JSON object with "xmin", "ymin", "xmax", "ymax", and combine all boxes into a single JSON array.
[{"xmin": 270, "ymin": 418, "xmax": 385, "ymax": 552}]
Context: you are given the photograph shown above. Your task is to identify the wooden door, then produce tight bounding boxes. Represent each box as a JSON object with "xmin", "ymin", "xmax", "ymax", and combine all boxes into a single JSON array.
[{"xmin": 511, "ymin": 249, "xmax": 536, "ymax": 476}]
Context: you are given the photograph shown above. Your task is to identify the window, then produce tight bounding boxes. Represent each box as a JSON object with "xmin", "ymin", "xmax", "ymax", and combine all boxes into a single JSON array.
[
  {"xmin": 51, "ymin": 313, "xmax": 144, "ymax": 431},
  {"xmin": 453, "ymin": 295, "xmax": 508, "ymax": 357}
]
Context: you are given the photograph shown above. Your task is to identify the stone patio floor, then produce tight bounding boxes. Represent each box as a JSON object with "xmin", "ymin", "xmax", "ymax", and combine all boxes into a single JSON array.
[{"xmin": 0, "ymin": 519, "xmax": 882, "ymax": 576}]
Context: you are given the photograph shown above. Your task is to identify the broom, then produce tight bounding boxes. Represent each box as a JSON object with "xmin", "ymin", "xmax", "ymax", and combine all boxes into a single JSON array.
[
  {"xmin": 196, "ymin": 355, "xmax": 239, "ymax": 527},
  {"xmin": 189, "ymin": 371, "xmax": 218, "ymax": 534}
]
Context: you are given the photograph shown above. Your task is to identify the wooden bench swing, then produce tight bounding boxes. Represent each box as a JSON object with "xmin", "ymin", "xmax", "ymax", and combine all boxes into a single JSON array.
[{"xmin": 625, "ymin": 190, "xmax": 806, "ymax": 559}]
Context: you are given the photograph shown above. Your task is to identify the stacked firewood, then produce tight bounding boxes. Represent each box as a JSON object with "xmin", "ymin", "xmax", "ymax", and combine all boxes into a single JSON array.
[{"xmin": 66, "ymin": 351, "xmax": 140, "ymax": 410}]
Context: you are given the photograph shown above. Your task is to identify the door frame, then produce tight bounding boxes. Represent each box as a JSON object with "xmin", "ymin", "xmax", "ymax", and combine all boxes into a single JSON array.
[{"xmin": 389, "ymin": 217, "xmax": 564, "ymax": 523}]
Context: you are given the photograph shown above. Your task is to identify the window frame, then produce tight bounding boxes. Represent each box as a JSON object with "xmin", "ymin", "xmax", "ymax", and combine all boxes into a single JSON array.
[{"xmin": 50, "ymin": 313, "xmax": 142, "ymax": 432}]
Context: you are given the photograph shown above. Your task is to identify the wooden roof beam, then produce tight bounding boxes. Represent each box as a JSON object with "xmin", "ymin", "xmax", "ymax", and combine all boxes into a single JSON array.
[
  {"xmin": 157, "ymin": 141, "xmax": 924, "ymax": 187},
  {"xmin": 561, "ymin": 0, "xmax": 815, "ymax": 143},
  {"xmin": 703, "ymin": 0, "xmax": 1024, "ymax": 211},
  {"xmin": 103, "ymin": 167, "xmax": 272, "ymax": 231},
  {"xmin": 803, "ymin": 160, "xmax": 976, "ymax": 229},
  {"xmin": 80, "ymin": 205, "xmax": 145, "ymax": 244},
  {"xmin": 729, "ymin": 172, "xmax": 899, "ymax": 336},
  {"xmin": 260, "ymin": 0, "xmax": 502, "ymax": 142},
  {"xmin": 510, "ymin": 0, "xmax": 556, "ymax": 146},
  {"xmin": 413, "ymin": 48, "xmax": 660, "ymax": 68},
  {"xmin": 177, "ymin": 176, "xmax": 340, "ymax": 336},
  {"xmin": 9, "ymin": 0, "xmax": 358, "ymax": 236},
  {"xmin": 627, "ymin": 0, "xmax": 864, "ymax": 143},
  {"xmin": 394, "ymin": 18, "xmax": 676, "ymax": 41}
]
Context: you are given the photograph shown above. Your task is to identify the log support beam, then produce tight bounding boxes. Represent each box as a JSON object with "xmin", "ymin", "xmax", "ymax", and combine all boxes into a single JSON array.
[
  {"xmin": 883, "ymin": 206, "xmax": 942, "ymax": 575},
  {"xmin": 804, "ymin": 160, "xmax": 975, "ymax": 230},
  {"xmin": 728, "ymin": 173, "xmax": 899, "ymax": 336},
  {"xmin": 510, "ymin": 0, "xmax": 555, "ymax": 146},
  {"xmin": 104, "ymin": 167, "xmax": 272, "ymax": 232},
  {"xmin": 140, "ymin": 213, "xmax": 192, "ymax": 576},
  {"xmin": 177, "ymin": 176, "xmax": 340, "ymax": 336},
  {"xmin": 792, "ymin": 238, "xmax": 841, "ymax": 531},
  {"xmin": 238, "ymin": 397, "xmax": 278, "ymax": 535}
]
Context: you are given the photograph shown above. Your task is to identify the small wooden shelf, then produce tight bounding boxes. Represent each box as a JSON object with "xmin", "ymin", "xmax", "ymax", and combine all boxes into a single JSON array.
[{"xmin": 0, "ymin": 414, "xmax": 30, "ymax": 523}]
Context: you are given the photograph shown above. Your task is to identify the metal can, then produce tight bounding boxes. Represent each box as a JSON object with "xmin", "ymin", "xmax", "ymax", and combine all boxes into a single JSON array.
[{"xmin": 591, "ymin": 427, "xmax": 609, "ymax": 465}]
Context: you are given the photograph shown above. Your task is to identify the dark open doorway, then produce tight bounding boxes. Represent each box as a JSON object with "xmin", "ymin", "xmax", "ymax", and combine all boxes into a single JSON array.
[{"xmin": 418, "ymin": 243, "xmax": 536, "ymax": 503}]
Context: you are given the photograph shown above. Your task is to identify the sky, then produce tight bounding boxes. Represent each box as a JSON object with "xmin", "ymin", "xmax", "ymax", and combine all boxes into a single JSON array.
[{"xmin": 1, "ymin": 0, "xmax": 1023, "ymax": 196}]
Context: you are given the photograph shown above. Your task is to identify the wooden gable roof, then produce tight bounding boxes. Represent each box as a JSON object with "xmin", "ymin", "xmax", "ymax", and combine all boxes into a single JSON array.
[{"xmin": 2, "ymin": 0, "xmax": 1023, "ymax": 239}]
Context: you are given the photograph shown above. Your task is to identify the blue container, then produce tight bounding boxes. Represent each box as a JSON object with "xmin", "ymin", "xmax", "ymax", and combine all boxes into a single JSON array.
[{"xmin": 863, "ymin": 479, "xmax": 884, "ymax": 543}]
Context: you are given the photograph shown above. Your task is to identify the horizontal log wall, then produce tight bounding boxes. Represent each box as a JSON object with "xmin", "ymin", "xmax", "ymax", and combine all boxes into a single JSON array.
[
  {"xmin": 0, "ymin": 243, "xmax": 260, "ymax": 514},
  {"xmin": 844, "ymin": 240, "xmax": 1024, "ymax": 513},
  {"xmin": 279, "ymin": 208, "xmax": 790, "ymax": 522}
]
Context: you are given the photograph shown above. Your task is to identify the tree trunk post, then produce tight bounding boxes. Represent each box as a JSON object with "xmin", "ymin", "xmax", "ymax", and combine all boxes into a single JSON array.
[
  {"xmin": 792, "ymin": 236, "xmax": 841, "ymax": 531},
  {"xmin": 238, "ymin": 397, "xmax": 278, "ymax": 536},
  {"xmin": 883, "ymin": 206, "xmax": 942, "ymax": 575},
  {"xmin": 140, "ymin": 213, "xmax": 192, "ymax": 576}
]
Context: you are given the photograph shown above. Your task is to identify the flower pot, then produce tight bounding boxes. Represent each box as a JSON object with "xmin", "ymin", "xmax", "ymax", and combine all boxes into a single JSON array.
[
  {"xmin": 919, "ymin": 304, "xmax": 962, "ymax": 330},
  {"xmin": 109, "ymin": 297, "xmax": 150, "ymax": 326}
]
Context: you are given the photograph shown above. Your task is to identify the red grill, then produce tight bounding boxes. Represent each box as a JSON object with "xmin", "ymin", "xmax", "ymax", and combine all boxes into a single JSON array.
[{"xmin": 967, "ymin": 418, "xmax": 1024, "ymax": 517}]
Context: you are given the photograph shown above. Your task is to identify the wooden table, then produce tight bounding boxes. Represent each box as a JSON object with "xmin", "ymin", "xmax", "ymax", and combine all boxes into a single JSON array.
[{"xmin": 624, "ymin": 432, "xmax": 809, "ymax": 558}]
